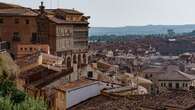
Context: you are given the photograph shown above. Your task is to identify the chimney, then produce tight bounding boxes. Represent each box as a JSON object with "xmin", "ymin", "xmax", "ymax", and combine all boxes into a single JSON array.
[{"xmin": 39, "ymin": 1, "xmax": 45, "ymax": 14}]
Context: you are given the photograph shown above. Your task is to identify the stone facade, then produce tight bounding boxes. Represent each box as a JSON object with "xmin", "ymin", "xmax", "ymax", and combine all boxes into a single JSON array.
[
  {"xmin": 0, "ymin": 15, "xmax": 37, "ymax": 56},
  {"xmin": 0, "ymin": 2, "xmax": 90, "ymax": 69},
  {"xmin": 16, "ymin": 44, "xmax": 50, "ymax": 58}
]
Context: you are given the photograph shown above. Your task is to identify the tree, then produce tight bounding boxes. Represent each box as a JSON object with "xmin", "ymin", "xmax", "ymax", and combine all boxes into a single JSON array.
[{"xmin": 0, "ymin": 71, "xmax": 47, "ymax": 110}]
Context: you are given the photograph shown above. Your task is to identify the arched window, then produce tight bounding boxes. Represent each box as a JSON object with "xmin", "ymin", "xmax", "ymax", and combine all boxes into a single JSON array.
[
  {"xmin": 67, "ymin": 57, "xmax": 71, "ymax": 69},
  {"xmin": 73, "ymin": 55, "xmax": 77, "ymax": 64}
]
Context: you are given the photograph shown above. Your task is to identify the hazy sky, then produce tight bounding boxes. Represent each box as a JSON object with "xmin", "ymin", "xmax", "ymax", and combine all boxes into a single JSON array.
[{"xmin": 2, "ymin": 0, "xmax": 195, "ymax": 27}]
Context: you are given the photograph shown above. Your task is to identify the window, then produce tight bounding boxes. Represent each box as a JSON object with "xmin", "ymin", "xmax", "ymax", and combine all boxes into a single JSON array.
[
  {"xmin": 161, "ymin": 83, "xmax": 163, "ymax": 87},
  {"xmin": 6, "ymin": 42, "xmax": 10, "ymax": 49},
  {"xmin": 26, "ymin": 19, "xmax": 29, "ymax": 24},
  {"xmin": 15, "ymin": 18, "xmax": 19, "ymax": 24},
  {"xmin": 13, "ymin": 32, "xmax": 20, "ymax": 41},
  {"xmin": 87, "ymin": 71, "xmax": 93, "ymax": 78},
  {"xmin": 31, "ymin": 33, "xmax": 38, "ymax": 43},
  {"xmin": 176, "ymin": 83, "xmax": 179, "ymax": 89},
  {"xmin": 0, "ymin": 18, "xmax": 3, "ymax": 24},
  {"xmin": 168, "ymin": 83, "xmax": 172, "ymax": 88},
  {"xmin": 30, "ymin": 48, "xmax": 32, "ymax": 51},
  {"xmin": 145, "ymin": 74, "xmax": 148, "ymax": 79}
]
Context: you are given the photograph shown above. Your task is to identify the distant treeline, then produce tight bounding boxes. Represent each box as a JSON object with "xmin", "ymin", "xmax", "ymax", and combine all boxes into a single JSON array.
[{"xmin": 90, "ymin": 30, "xmax": 195, "ymax": 42}]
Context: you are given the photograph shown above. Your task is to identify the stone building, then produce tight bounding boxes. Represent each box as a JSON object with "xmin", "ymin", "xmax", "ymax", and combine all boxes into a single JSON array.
[
  {"xmin": 0, "ymin": 6, "xmax": 38, "ymax": 57},
  {"xmin": 158, "ymin": 69, "xmax": 195, "ymax": 91},
  {"xmin": 0, "ymin": 2, "xmax": 89, "ymax": 69}
]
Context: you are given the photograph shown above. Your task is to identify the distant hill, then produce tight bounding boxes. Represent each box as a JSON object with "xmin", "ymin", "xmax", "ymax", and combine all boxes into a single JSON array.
[{"xmin": 89, "ymin": 24, "xmax": 195, "ymax": 36}]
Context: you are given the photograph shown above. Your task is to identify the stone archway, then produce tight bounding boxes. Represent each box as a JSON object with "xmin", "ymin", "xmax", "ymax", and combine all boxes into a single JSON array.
[{"xmin": 67, "ymin": 57, "xmax": 71, "ymax": 69}]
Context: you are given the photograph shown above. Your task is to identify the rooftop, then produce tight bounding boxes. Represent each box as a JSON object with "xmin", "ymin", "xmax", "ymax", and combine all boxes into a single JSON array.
[
  {"xmin": 0, "ymin": 8, "xmax": 38, "ymax": 16},
  {"xmin": 69, "ymin": 90, "xmax": 195, "ymax": 110},
  {"xmin": 56, "ymin": 78, "xmax": 98, "ymax": 92},
  {"xmin": 158, "ymin": 70, "xmax": 195, "ymax": 81},
  {"xmin": 0, "ymin": 2, "xmax": 23, "ymax": 9}
]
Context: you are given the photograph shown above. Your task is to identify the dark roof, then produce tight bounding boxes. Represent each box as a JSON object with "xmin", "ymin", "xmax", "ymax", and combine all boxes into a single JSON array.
[
  {"xmin": 20, "ymin": 64, "xmax": 73, "ymax": 89},
  {"xmin": 53, "ymin": 8, "xmax": 83, "ymax": 15},
  {"xmin": 20, "ymin": 65, "xmax": 56, "ymax": 81},
  {"xmin": 158, "ymin": 70, "xmax": 195, "ymax": 81},
  {"xmin": 0, "ymin": 2, "xmax": 23, "ymax": 9},
  {"xmin": 34, "ymin": 9, "xmax": 83, "ymax": 15},
  {"xmin": 0, "ymin": 8, "xmax": 38, "ymax": 16},
  {"xmin": 143, "ymin": 67, "xmax": 164, "ymax": 73},
  {"xmin": 47, "ymin": 15, "xmax": 88, "ymax": 24}
]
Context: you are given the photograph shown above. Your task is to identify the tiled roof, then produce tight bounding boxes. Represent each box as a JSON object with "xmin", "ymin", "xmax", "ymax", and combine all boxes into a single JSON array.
[
  {"xmin": 158, "ymin": 70, "xmax": 195, "ymax": 81},
  {"xmin": 34, "ymin": 9, "xmax": 83, "ymax": 15},
  {"xmin": 53, "ymin": 8, "xmax": 83, "ymax": 15},
  {"xmin": 47, "ymin": 15, "xmax": 88, "ymax": 24},
  {"xmin": 0, "ymin": 8, "xmax": 38, "ymax": 16},
  {"xmin": 143, "ymin": 67, "xmax": 164, "ymax": 73},
  {"xmin": 0, "ymin": 2, "xmax": 23, "ymax": 9},
  {"xmin": 56, "ymin": 78, "xmax": 97, "ymax": 92}
]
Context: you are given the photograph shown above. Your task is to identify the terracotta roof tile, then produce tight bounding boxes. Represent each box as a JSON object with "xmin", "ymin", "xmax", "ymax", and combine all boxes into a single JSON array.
[
  {"xmin": 0, "ymin": 8, "xmax": 38, "ymax": 16},
  {"xmin": 57, "ymin": 78, "xmax": 97, "ymax": 91}
]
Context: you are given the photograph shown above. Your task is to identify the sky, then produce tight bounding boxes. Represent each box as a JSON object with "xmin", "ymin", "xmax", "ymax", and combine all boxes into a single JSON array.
[{"xmin": 1, "ymin": 0, "xmax": 195, "ymax": 27}]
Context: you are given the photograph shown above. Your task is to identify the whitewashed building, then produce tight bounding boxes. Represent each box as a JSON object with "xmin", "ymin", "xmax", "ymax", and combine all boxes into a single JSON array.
[{"xmin": 54, "ymin": 79, "xmax": 101, "ymax": 110}]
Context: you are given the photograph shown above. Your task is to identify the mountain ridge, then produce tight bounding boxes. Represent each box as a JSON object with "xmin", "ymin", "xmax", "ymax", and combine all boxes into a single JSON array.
[{"xmin": 89, "ymin": 24, "xmax": 195, "ymax": 36}]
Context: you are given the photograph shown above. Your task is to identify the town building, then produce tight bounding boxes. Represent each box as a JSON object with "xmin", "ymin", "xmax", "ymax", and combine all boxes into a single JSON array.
[
  {"xmin": 54, "ymin": 79, "xmax": 101, "ymax": 110},
  {"xmin": 158, "ymin": 69, "xmax": 195, "ymax": 91},
  {"xmin": 0, "ymin": 2, "xmax": 89, "ymax": 70}
]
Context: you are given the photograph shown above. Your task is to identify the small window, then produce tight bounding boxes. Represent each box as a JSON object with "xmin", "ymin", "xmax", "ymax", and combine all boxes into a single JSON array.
[
  {"xmin": 13, "ymin": 32, "xmax": 20, "ymax": 41},
  {"xmin": 15, "ymin": 18, "xmax": 19, "ymax": 24},
  {"xmin": 0, "ymin": 18, "xmax": 3, "ymax": 24},
  {"xmin": 183, "ymin": 83, "xmax": 185, "ymax": 87},
  {"xmin": 20, "ymin": 48, "xmax": 23, "ymax": 50},
  {"xmin": 31, "ymin": 33, "xmax": 38, "ymax": 43},
  {"xmin": 6, "ymin": 42, "xmax": 10, "ymax": 49},
  {"xmin": 145, "ymin": 74, "xmax": 148, "ymax": 79},
  {"xmin": 88, "ymin": 71, "xmax": 93, "ymax": 78},
  {"xmin": 161, "ymin": 83, "xmax": 163, "ymax": 87},
  {"xmin": 30, "ymin": 48, "xmax": 32, "ymax": 51},
  {"xmin": 26, "ymin": 19, "xmax": 29, "ymax": 24},
  {"xmin": 176, "ymin": 83, "xmax": 179, "ymax": 89},
  {"xmin": 168, "ymin": 83, "xmax": 172, "ymax": 88}
]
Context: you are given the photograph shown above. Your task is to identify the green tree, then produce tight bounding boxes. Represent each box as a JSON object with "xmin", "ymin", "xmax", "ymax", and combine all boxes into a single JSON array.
[{"xmin": 0, "ymin": 71, "xmax": 47, "ymax": 110}]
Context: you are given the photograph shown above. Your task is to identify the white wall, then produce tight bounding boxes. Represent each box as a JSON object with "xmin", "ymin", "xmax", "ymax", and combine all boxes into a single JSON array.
[{"xmin": 66, "ymin": 82, "xmax": 101, "ymax": 108}]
